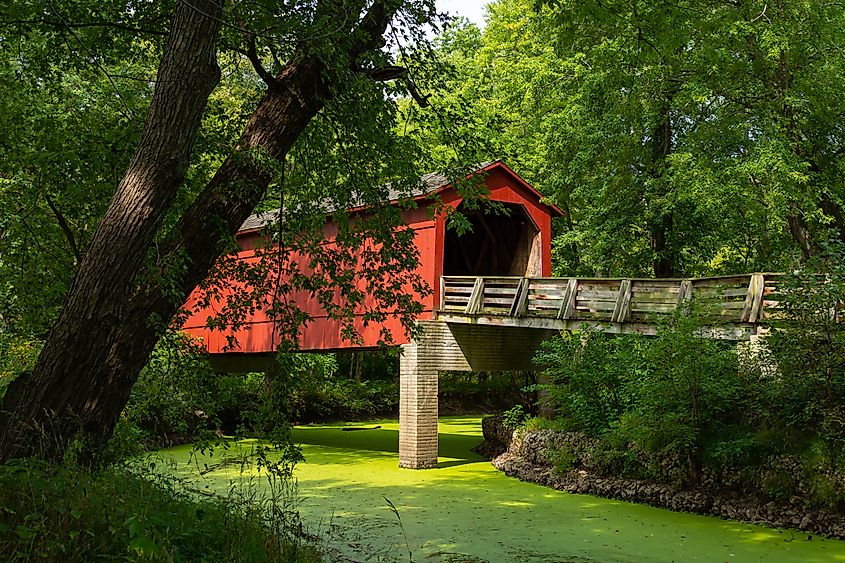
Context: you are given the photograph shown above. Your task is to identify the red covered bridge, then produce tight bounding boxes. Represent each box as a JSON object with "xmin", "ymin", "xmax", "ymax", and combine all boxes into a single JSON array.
[
  {"xmin": 180, "ymin": 160, "xmax": 810, "ymax": 468},
  {"xmin": 181, "ymin": 160, "xmax": 562, "ymax": 364}
]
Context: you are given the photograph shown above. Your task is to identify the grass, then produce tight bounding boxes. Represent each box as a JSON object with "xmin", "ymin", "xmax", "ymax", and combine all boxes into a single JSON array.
[{"xmin": 0, "ymin": 459, "xmax": 321, "ymax": 562}]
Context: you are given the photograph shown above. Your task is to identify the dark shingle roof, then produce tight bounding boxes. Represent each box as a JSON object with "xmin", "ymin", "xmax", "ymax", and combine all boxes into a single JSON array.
[
  {"xmin": 239, "ymin": 161, "xmax": 498, "ymax": 232},
  {"xmin": 240, "ymin": 209, "xmax": 282, "ymax": 232}
]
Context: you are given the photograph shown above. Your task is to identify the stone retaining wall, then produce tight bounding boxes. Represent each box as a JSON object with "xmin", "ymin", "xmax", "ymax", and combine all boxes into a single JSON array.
[{"xmin": 489, "ymin": 425, "xmax": 845, "ymax": 539}]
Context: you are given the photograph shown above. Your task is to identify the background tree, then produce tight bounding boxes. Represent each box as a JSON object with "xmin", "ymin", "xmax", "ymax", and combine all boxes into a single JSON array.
[{"xmin": 409, "ymin": 0, "xmax": 845, "ymax": 276}]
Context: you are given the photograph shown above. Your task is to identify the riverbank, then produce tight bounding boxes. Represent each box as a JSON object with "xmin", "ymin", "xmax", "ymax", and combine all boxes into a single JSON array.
[
  {"xmin": 490, "ymin": 425, "xmax": 845, "ymax": 540},
  {"xmin": 160, "ymin": 416, "xmax": 845, "ymax": 561}
]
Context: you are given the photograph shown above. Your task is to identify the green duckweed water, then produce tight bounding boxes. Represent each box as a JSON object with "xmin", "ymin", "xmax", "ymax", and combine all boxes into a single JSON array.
[{"xmin": 160, "ymin": 416, "xmax": 845, "ymax": 562}]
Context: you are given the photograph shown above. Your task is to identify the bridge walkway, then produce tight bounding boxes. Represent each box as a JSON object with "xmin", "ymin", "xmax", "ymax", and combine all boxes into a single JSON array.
[{"xmin": 437, "ymin": 273, "xmax": 785, "ymax": 339}]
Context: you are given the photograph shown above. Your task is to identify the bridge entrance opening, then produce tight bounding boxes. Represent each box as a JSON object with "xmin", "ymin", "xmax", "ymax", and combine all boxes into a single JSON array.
[{"xmin": 443, "ymin": 202, "xmax": 541, "ymax": 277}]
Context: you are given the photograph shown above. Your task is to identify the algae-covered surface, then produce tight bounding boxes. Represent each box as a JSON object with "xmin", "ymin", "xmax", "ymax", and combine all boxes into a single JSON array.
[{"xmin": 160, "ymin": 416, "xmax": 845, "ymax": 562}]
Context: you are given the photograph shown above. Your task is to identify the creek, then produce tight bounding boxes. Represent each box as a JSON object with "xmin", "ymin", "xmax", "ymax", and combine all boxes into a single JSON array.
[{"xmin": 160, "ymin": 416, "xmax": 845, "ymax": 562}]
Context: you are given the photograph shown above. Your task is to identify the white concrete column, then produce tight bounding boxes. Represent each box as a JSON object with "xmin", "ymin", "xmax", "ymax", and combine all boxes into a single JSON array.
[{"xmin": 398, "ymin": 342, "xmax": 439, "ymax": 469}]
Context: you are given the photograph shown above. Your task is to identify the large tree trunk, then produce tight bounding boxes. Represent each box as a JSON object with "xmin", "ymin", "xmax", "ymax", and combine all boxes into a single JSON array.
[
  {"xmin": 0, "ymin": 0, "xmax": 403, "ymax": 461},
  {"xmin": 650, "ymin": 98, "xmax": 676, "ymax": 278},
  {"xmin": 0, "ymin": 0, "xmax": 224, "ymax": 461},
  {"xmin": 786, "ymin": 211, "xmax": 816, "ymax": 260},
  {"xmin": 652, "ymin": 212, "xmax": 675, "ymax": 278}
]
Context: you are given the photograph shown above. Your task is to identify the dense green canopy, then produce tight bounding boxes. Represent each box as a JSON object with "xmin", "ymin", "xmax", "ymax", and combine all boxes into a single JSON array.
[{"xmin": 405, "ymin": 0, "xmax": 845, "ymax": 277}]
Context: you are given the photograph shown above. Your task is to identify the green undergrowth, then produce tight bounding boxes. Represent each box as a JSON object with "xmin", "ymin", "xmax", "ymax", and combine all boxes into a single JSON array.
[
  {"xmin": 530, "ymin": 259, "xmax": 845, "ymax": 508},
  {"xmin": 0, "ymin": 460, "xmax": 321, "ymax": 562}
]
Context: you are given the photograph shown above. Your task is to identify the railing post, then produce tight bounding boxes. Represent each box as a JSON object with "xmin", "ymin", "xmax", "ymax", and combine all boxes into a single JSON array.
[
  {"xmin": 465, "ymin": 277, "xmax": 485, "ymax": 315},
  {"xmin": 510, "ymin": 277, "xmax": 530, "ymax": 317},
  {"xmin": 439, "ymin": 276, "xmax": 445, "ymax": 312},
  {"xmin": 612, "ymin": 279, "xmax": 632, "ymax": 323},
  {"xmin": 747, "ymin": 273, "xmax": 765, "ymax": 323},
  {"xmin": 677, "ymin": 279, "xmax": 692, "ymax": 315},
  {"xmin": 557, "ymin": 278, "xmax": 578, "ymax": 320}
]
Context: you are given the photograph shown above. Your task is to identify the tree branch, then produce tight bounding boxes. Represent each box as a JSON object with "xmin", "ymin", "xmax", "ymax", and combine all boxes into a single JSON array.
[
  {"xmin": 405, "ymin": 77, "xmax": 431, "ymax": 108},
  {"xmin": 0, "ymin": 18, "xmax": 168, "ymax": 36},
  {"xmin": 245, "ymin": 38, "xmax": 276, "ymax": 87},
  {"xmin": 350, "ymin": 0, "xmax": 401, "ymax": 58},
  {"xmin": 358, "ymin": 65, "xmax": 430, "ymax": 106},
  {"xmin": 72, "ymin": 0, "xmax": 409, "ymax": 455},
  {"xmin": 233, "ymin": 10, "xmax": 277, "ymax": 88},
  {"xmin": 361, "ymin": 65, "xmax": 407, "ymax": 81},
  {"xmin": 44, "ymin": 195, "xmax": 82, "ymax": 265},
  {"xmin": 0, "ymin": 0, "xmax": 225, "ymax": 462}
]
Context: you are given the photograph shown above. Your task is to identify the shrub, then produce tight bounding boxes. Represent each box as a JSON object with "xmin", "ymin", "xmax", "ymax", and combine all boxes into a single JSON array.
[
  {"xmin": 614, "ymin": 314, "xmax": 743, "ymax": 484},
  {"xmin": 439, "ymin": 371, "xmax": 536, "ymax": 414},
  {"xmin": 766, "ymin": 242, "xmax": 845, "ymax": 464},
  {"xmin": 806, "ymin": 472, "xmax": 845, "ymax": 511},
  {"xmin": 535, "ymin": 313, "xmax": 753, "ymax": 485},
  {"xmin": 502, "ymin": 404, "xmax": 529, "ymax": 429},
  {"xmin": 283, "ymin": 358, "xmax": 399, "ymax": 422},
  {"xmin": 760, "ymin": 468, "xmax": 800, "ymax": 503},
  {"xmin": 534, "ymin": 329, "xmax": 640, "ymax": 434},
  {"xmin": 548, "ymin": 443, "xmax": 579, "ymax": 474},
  {"xmin": 0, "ymin": 334, "xmax": 40, "ymax": 401},
  {"xmin": 124, "ymin": 332, "xmax": 220, "ymax": 444}
]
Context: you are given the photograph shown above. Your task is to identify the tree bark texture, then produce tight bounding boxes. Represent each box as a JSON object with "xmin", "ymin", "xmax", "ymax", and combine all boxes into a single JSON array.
[
  {"xmin": 0, "ymin": 0, "xmax": 224, "ymax": 461},
  {"xmin": 0, "ymin": 0, "xmax": 403, "ymax": 461},
  {"xmin": 78, "ymin": 57, "xmax": 332, "ymax": 448},
  {"xmin": 786, "ymin": 211, "xmax": 816, "ymax": 260}
]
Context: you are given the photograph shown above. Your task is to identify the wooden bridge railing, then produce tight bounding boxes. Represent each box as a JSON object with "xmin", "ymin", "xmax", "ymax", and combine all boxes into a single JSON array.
[{"xmin": 439, "ymin": 274, "xmax": 792, "ymax": 334}]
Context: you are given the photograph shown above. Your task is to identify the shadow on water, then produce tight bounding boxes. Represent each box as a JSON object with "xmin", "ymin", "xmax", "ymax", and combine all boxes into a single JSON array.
[{"xmin": 292, "ymin": 423, "xmax": 486, "ymax": 466}]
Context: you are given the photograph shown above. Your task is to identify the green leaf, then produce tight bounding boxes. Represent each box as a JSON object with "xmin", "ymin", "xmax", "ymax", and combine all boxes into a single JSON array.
[{"xmin": 129, "ymin": 534, "xmax": 160, "ymax": 557}]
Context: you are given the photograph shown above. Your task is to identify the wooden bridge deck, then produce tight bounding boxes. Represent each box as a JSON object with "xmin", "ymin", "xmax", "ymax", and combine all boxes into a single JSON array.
[{"xmin": 437, "ymin": 274, "xmax": 793, "ymax": 340}]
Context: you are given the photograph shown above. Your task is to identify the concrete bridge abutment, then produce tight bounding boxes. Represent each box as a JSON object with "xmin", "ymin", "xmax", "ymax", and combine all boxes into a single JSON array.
[{"xmin": 398, "ymin": 320, "xmax": 556, "ymax": 469}]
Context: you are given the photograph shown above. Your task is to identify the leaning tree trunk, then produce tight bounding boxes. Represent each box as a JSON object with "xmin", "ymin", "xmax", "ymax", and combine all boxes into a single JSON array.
[
  {"xmin": 0, "ymin": 0, "xmax": 404, "ymax": 461},
  {"xmin": 0, "ymin": 0, "xmax": 224, "ymax": 461},
  {"xmin": 77, "ymin": 57, "xmax": 333, "ymax": 448},
  {"xmin": 78, "ymin": 1, "xmax": 402, "ymax": 451}
]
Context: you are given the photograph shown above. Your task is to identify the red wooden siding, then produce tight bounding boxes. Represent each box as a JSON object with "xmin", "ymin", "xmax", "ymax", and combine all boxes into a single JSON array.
[{"xmin": 181, "ymin": 161, "xmax": 560, "ymax": 355}]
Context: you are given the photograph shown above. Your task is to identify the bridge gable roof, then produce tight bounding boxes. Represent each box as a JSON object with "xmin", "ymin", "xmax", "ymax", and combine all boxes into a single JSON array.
[{"xmin": 238, "ymin": 161, "xmax": 562, "ymax": 233}]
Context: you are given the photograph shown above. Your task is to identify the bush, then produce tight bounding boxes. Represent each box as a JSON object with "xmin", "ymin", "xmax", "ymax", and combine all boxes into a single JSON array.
[
  {"xmin": 0, "ymin": 334, "xmax": 40, "ymax": 401},
  {"xmin": 767, "ymin": 243, "xmax": 845, "ymax": 464},
  {"xmin": 439, "ymin": 371, "xmax": 535, "ymax": 414},
  {"xmin": 535, "ymin": 314, "xmax": 754, "ymax": 486},
  {"xmin": 534, "ymin": 329, "xmax": 640, "ymax": 434},
  {"xmin": 614, "ymin": 314, "xmax": 744, "ymax": 484},
  {"xmin": 267, "ymin": 352, "xmax": 394, "ymax": 422},
  {"xmin": 548, "ymin": 443, "xmax": 579, "ymax": 473},
  {"xmin": 124, "ymin": 344, "xmax": 402, "ymax": 444},
  {"xmin": 533, "ymin": 248, "xmax": 845, "ymax": 500},
  {"xmin": 502, "ymin": 404, "xmax": 529, "ymax": 429},
  {"xmin": 806, "ymin": 472, "xmax": 845, "ymax": 511},
  {"xmin": 0, "ymin": 460, "xmax": 320, "ymax": 562}
]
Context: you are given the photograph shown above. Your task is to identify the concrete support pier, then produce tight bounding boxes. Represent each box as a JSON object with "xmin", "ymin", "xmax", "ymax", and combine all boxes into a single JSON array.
[
  {"xmin": 398, "ymin": 342, "xmax": 440, "ymax": 469},
  {"xmin": 398, "ymin": 320, "xmax": 555, "ymax": 469}
]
